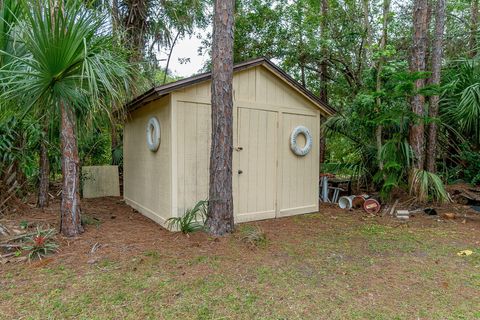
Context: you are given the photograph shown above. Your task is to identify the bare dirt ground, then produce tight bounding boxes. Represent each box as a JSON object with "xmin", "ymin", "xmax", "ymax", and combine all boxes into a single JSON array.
[{"xmin": 1, "ymin": 197, "xmax": 480, "ymax": 319}]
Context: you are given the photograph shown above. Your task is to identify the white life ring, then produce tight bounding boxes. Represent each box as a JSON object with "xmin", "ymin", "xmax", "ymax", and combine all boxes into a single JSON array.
[
  {"xmin": 290, "ymin": 126, "xmax": 312, "ymax": 156},
  {"xmin": 146, "ymin": 116, "xmax": 161, "ymax": 152}
]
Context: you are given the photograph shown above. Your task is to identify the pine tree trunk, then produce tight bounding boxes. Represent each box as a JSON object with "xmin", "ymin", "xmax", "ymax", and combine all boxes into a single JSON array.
[
  {"xmin": 60, "ymin": 101, "xmax": 83, "ymax": 237},
  {"xmin": 207, "ymin": 0, "xmax": 235, "ymax": 236},
  {"xmin": 319, "ymin": 0, "xmax": 328, "ymax": 164},
  {"xmin": 470, "ymin": 0, "xmax": 478, "ymax": 58},
  {"xmin": 37, "ymin": 132, "xmax": 49, "ymax": 208},
  {"xmin": 426, "ymin": 0, "xmax": 446, "ymax": 173},
  {"xmin": 375, "ymin": 0, "xmax": 391, "ymax": 171},
  {"xmin": 410, "ymin": 0, "xmax": 429, "ymax": 170}
]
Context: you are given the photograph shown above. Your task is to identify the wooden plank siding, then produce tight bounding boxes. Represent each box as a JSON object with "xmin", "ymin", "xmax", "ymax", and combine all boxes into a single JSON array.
[
  {"xmin": 171, "ymin": 65, "xmax": 320, "ymax": 222},
  {"xmin": 124, "ymin": 96, "xmax": 172, "ymax": 226}
]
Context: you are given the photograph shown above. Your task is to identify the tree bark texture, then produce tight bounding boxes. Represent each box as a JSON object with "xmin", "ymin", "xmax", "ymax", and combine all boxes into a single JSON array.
[
  {"xmin": 410, "ymin": 0, "xmax": 429, "ymax": 170},
  {"xmin": 318, "ymin": 0, "xmax": 328, "ymax": 164},
  {"xmin": 37, "ymin": 127, "xmax": 49, "ymax": 208},
  {"xmin": 207, "ymin": 0, "xmax": 235, "ymax": 236},
  {"xmin": 124, "ymin": 0, "xmax": 148, "ymax": 63},
  {"xmin": 375, "ymin": 0, "xmax": 391, "ymax": 171},
  {"xmin": 361, "ymin": 0, "xmax": 373, "ymax": 62},
  {"xmin": 60, "ymin": 101, "xmax": 83, "ymax": 237},
  {"xmin": 471, "ymin": 0, "xmax": 478, "ymax": 58},
  {"xmin": 426, "ymin": 0, "xmax": 446, "ymax": 173}
]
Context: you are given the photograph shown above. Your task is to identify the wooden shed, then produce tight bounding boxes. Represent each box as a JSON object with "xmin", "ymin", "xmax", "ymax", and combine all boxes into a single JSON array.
[{"xmin": 124, "ymin": 57, "xmax": 335, "ymax": 229}]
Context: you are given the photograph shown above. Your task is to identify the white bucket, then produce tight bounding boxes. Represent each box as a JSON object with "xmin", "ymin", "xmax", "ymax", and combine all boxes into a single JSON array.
[{"xmin": 338, "ymin": 195, "xmax": 355, "ymax": 210}]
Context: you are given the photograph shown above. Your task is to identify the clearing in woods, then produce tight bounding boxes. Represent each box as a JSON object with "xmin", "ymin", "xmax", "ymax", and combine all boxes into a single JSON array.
[{"xmin": 1, "ymin": 197, "xmax": 479, "ymax": 319}]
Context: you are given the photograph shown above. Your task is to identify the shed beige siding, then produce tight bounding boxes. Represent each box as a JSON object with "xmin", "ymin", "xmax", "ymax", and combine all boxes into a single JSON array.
[
  {"xmin": 124, "ymin": 96, "xmax": 171, "ymax": 226},
  {"xmin": 170, "ymin": 65, "xmax": 320, "ymax": 222},
  {"xmin": 173, "ymin": 100, "xmax": 211, "ymax": 217}
]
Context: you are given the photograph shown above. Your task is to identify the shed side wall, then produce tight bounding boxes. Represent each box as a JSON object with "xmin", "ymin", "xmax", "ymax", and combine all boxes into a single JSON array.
[{"xmin": 124, "ymin": 96, "xmax": 172, "ymax": 226}]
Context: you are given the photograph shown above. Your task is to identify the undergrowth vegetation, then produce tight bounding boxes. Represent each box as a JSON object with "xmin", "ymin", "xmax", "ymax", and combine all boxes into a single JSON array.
[{"xmin": 167, "ymin": 200, "xmax": 208, "ymax": 233}]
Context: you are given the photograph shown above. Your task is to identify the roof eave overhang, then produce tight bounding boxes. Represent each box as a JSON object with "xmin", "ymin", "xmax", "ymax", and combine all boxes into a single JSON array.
[{"xmin": 125, "ymin": 57, "xmax": 336, "ymax": 116}]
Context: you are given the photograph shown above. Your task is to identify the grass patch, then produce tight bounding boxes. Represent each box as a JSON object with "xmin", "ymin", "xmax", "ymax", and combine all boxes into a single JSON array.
[{"xmin": 2, "ymin": 211, "xmax": 479, "ymax": 319}]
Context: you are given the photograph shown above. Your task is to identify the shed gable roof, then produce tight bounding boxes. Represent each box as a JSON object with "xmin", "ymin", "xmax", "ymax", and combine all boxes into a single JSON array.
[{"xmin": 126, "ymin": 57, "xmax": 336, "ymax": 115}]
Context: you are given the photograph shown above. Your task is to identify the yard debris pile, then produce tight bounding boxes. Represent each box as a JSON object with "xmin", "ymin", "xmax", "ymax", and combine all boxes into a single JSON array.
[
  {"xmin": 447, "ymin": 183, "xmax": 480, "ymax": 206},
  {"xmin": 333, "ymin": 182, "xmax": 480, "ymax": 224}
]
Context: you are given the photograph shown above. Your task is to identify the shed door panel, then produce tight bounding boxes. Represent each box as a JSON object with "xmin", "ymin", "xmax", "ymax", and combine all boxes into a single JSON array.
[
  {"xmin": 235, "ymin": 107, "xmax": 277, "ymax": 222},
  {"xmin": 278, "ymin": 113, "xmax": 318, "ymax": 217}
]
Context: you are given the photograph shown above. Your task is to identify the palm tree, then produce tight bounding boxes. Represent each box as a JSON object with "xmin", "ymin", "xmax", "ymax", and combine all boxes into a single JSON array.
[{"xmin": 0, "ymin": 0, "xmax": 132, "ymax": 236}]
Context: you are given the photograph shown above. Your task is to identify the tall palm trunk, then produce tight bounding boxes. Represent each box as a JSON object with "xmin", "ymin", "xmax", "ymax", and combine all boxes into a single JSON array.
[
  {"xmin": 60, "ymin": 101, "xmax": 83, "ymax": 236},
  {"xmin": 37, "ymin": 130, "xmax": 49, "ymax": 208},
  {"xmin": 410, "ymin": 0, "xmax": 429, "ymax": 170},
  {"xmin": 426, "ymin": 0, "xmax": 446, "ymax": 172},
  {"xmin": 207, "ymin": 0, "xmax": 235, "ymax": 236},
  {"xmin": 125, "ymin": 0, "xmax": 148, "ymax": 63}
]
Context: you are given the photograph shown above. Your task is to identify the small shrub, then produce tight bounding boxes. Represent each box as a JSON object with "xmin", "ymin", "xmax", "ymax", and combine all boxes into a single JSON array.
[
  {"xmin": 410, "ymin": 169, "xmax": 451, "ymax": 203},
  {"xmin": 81, "ymin": 214, "xmax": 101, "ymax": 227},
  {"xmin": 238, "ymin": 225, "xmax": 267, "ymax": 248},
  {"xmin": 167, "ymin": 200, "xmax": 208, "ymax": 233},
  {"xmin": 19, "ymin": 220, "xmax": 28, "ymax": 229},
  {"xmin": 22, "ymin": 227, "xmax": 59, "ymax": 261}
]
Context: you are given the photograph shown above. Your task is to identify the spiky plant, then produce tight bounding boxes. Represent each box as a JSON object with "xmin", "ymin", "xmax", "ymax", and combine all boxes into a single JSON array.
[
  {"xmin": 167, "ymin": 200, "xmax": 208, "ymax": 233},
  {"xmin": 22, "ymin": 227, "xmax": 59, "ymax": 261},
  {"xmin": 410, "ymin": 169, "xmax": 451, "ymax": 203}
]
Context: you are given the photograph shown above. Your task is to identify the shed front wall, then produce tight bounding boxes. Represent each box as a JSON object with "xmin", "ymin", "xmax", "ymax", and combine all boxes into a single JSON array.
[
  {"xmin": 124, "ymin": 96, "xmax": 172, "ymax": 226},
  {"xmin": 171, "ymin": 65, "xmax": 320, "ymax": 221}
]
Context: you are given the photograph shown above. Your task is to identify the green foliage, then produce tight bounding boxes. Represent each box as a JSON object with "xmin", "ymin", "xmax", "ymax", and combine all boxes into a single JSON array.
[
  {"xmin": 22, "ymin": 227, "xmax": 59, "ymax": 261},
  {"xmin": 410, "ymin": 169, "xmax": 451, "ymax": 203},
  {"xmin": 442, "ymin": 60, "xmax": 480, "ymax": 145},
  {"xmin": 0, "ymin": 113, "xmax": 42, "ymax": 182},
  {"xmin": 166, "ymin": 200, "xmax": 208, "ymax": 233},
  {"xmin": 454, "ymin": 144, "xmax": 480, "ymax": 185},
  {"xmin": 79, "ymin": 128, "xmax": 112, "ymax": 166},
  {"xmin": 374, "ymin": 137, "xmax": 413, "ymax": 200},
  {"xmin": 324, "ymin": 63, "xmax": 420, "ymax": 195},
  {"xmin": 81, "ymin": 214, "xmax": 101, "ymax": 227},
  {"xmin": 238, "ymin": 225, "xmax": 267, "ymax": 248}
]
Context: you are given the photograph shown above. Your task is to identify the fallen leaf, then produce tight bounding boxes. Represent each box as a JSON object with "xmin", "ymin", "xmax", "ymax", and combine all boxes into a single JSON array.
[{"xmin": 457, "ymin": 250, "xmax": 473, "ymax": 256}]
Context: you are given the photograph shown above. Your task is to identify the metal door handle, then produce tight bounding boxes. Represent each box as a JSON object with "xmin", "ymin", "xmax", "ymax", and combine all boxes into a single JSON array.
[{"xmin": 238, "ymin": 170, "xmax": 243, "ymax": 174}]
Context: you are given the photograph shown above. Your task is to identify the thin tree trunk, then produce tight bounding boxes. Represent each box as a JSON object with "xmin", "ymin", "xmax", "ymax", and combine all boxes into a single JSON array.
[
  {"xmin": 361, "ymin": 0, "xmax": 373, "ymax": 62},
  {"xmin": 426, "ymin": 0, "xmax": 446, "ymax": 172},
  {"xmin": 319, "ymin": 0, "xmax": 329, "ymax": 164},
  {"xmin": 410, "ymin": 0, "xmax": 429, "ymax": 170},
  {"xmin": 470, "ymin": 0, "xmax": 478, "ymax": 58},
  {"xmin": 163, "ymin": 31, "xmax": 180, "ymax": 84},
  {"xmin": 60, "ymin": 101, "xmax": 83, "ymax": 237},
  {"xmin": 375, "ymin": 0, "xmax": 391, "ymax": 171},
  {"xmin": 300, "ymin": 63, "xmax": 306, "ymax": 87},
  {"xmin": 37, "ymin": 124, "xmax": 49, "ymax": 208},
  {"xmin": 207, "ymin": 0, "xmax": 235, "ymax": 236}
]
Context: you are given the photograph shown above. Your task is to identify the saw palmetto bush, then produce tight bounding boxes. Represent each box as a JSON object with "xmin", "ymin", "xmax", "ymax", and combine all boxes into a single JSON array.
[
  {"xmin": 442, "ymin": 59, "xmax": 480, "ymax": 146},
  {"xmin": 410, "ymin": 169, "xmax": 451, "ymax": 203}
]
